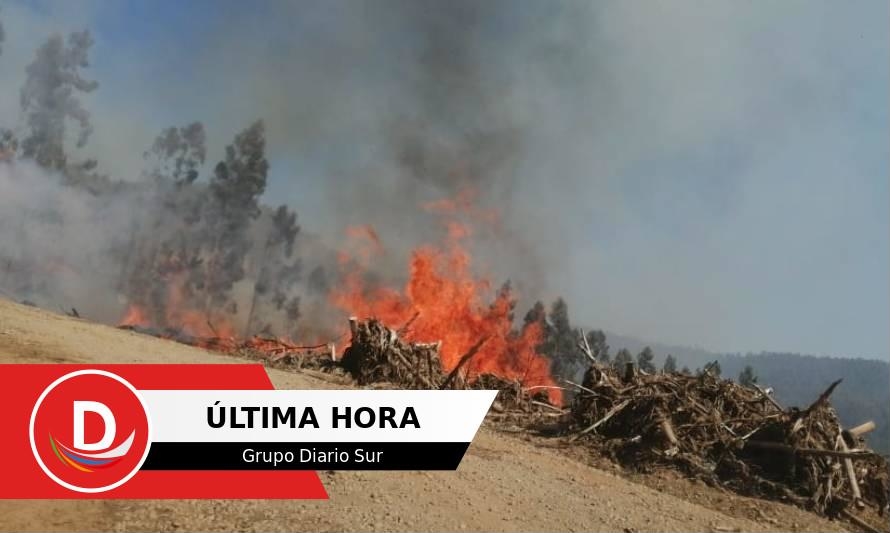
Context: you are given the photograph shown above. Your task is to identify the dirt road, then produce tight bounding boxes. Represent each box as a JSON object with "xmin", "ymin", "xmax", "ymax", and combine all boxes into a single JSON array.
[{"xmin": 0, "ymin": 299, "xmax": 850, "ymax": 532}]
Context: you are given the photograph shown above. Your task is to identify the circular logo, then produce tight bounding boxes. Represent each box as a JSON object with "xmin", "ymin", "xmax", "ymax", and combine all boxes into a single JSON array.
[{"xmin": 29, "ymin": 370, "xmax": 152, "ymax": 493}]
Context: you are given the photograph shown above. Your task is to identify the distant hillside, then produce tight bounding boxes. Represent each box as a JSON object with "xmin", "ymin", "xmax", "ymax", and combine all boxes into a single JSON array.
[{"xmin": 606, "ymin": 334, "xmax": 890, "ymax": 454}]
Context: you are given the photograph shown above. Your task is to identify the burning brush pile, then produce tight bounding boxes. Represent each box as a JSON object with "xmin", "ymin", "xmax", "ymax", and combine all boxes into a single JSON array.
[
  {"xmin": 107, "ymin": 182, "xmax": 886, "ymax": 526},
  {"xmin": 569, "ymin": 356, "xmax": 890, "ymax": 522},
  {"xmin": 338, "ymin": 318, "xmax": 557, "ymax": 413}
]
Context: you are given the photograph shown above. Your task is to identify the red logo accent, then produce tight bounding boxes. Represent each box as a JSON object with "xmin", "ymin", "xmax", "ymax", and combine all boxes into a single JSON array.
[{"xmin": 29, "ymin": 370, "xmax": 152, "ymax": 493}]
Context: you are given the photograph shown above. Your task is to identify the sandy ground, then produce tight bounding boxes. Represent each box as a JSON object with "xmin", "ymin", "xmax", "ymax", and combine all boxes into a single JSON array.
[{"xmin": 0, "ymin": 298, "xmax": 854, "ymax": 532}]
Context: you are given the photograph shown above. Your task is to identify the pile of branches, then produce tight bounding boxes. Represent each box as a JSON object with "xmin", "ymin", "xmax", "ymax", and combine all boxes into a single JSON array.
[
  {"xmin": 339, "ymin": 318, "xmax": 561, "ymax": 417},
  {"xmin": 339, "ymin": 318, "xmax": 444, "ymax": 388},
  {"xmin": 570, "ymin": 358, "xmax": 889, "ymax": 522}
]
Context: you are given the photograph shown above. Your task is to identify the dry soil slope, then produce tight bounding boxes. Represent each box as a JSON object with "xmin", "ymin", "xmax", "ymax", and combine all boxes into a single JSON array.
[{"xmin": 0, "ymin": 298, "xmax": 848, "ymax": 532}]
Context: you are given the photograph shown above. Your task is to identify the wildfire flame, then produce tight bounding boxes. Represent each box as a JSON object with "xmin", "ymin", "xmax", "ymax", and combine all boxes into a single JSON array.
[
  {"xmin": 331, "ymin": 191, "xmax": 561, "ymax": 404},
  {"xmin": 120, "ymin": 272, "xmax": 236, "ymax": 340},
  {"xmin": 118, "ymin": 189, "xmax": 561, "ymax": 404}
]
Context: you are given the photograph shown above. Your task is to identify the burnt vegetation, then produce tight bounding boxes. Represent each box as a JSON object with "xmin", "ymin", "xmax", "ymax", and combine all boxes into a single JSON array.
[
  {"xmin": 1, "ymin": 27, "xmax": 304, "ymax": 340},
  {"xmin": 0, "ymin": 15, "xmax": 888, "ymax": 531}
]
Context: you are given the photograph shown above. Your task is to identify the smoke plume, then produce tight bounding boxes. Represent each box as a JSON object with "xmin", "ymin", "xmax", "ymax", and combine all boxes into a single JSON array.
[{"xmin": 0, "ymin": 1, "xmax": 886, "ymax": 359}]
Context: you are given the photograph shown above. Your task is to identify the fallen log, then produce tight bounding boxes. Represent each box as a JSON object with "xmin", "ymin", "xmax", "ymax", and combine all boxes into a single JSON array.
[
  {"xmin": 848, "ymin": 421, "xmax": 877, "ymax": 438},
  {"xmin": 836, "ymin": 430, "xmax": 864, "ymax": 506}
]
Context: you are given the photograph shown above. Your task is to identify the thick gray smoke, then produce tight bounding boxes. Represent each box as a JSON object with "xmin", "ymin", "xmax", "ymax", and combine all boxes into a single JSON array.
[
  {"xmin": 0, "ymin": 1, "xmax": 886, "ymax": 358},
  {"xmin": 228, "ymin": 0, "xmax": 594, "ymax": 300},
  {"xmin": 0, "ymin": 160, "xmax": 142, "ymax": 318},
  {"xmin": 0, "ymin": 0, "xmax": 560, "ymax": 341}
]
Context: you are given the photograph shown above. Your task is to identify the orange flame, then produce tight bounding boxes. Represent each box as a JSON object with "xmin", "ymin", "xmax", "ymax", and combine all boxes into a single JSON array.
[
  {"xmin": 331, "ymin": 192, "xmax": 560, "ymax": 404},
  {"xmin": 117, "ymin": 189, "xmax": 561, "ymax": 404},
  {"xmin": 120, "ymin": 304, "xmax": 149, "ymax": 328},
  {"xmin": 119, "ymin": 266, "xmax": 236, "ymax": 345}
]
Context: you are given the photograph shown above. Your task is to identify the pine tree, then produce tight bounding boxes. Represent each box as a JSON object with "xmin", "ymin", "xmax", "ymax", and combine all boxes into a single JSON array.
[
  {"xmin": 545, "ymin": 298, "xmax": 585, "ymax": 381},
  {"xmin": 523, "ymin": 300, "xmax": 546, "ymax": 330},
  {"xmin": 663, "ymin": 354, "xmax": 677, "ymax": 373},
  {"xmin": 637, "ymin": 346, "xmax": 656, "ymax": 373},
  {"xmin": 613, "ymin": 348, "xmax": 633, "ymax": 371},
  {"xmin": 698, "ymin": 361, "xmax": 722, "ymax": 377},
  {"xmin": 738, "ymin": 365, "xmax": 758, "ymax": 387}
]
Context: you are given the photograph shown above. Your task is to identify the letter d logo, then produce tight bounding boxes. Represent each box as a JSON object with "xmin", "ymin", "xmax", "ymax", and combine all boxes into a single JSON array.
[
  {"xmin": 30, "ymin": 370, "xmax": 151, "ymax": 493},
  {"xmin": 73, "ymin": 401, "xmax": 116, "ymax": 451}
]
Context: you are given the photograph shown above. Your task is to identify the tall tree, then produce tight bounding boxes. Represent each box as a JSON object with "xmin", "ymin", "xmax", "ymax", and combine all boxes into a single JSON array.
[
  {"xmin": 663, "ymin": 354, "xmax": 677, "ymax": 373},
  {"xmin": 245, "ymin": 204, "xmax": 302, "ymax": 336},
  {"xmin": 585, "ymin": 329, "xmax": 610, "ymax": 364},
  {"xmin": 544, "ymin": 297, "xmax": 586, "ymax": 381},
  {"xmin": 120, "ymin": 122, "xmax": 209, "ymax": 319},
  {"xmin": 144, "ymin": 122, "xmax": 207, "ymax": 186},
  {"xmin": 637, "ymin": 346, "xmax": 656, "ymax": 373},
  {"xmin": 201, "ymin": 120, "xmax": 269, "ymax": 311},
  {"xmin": 613, "ymin": 348, "xmax": 633, "ymax": 371},
  {"xmin": 20, "ymin": 31, "xmax": 98, "ymax": 171},
  {"xmin": 523, "ymin": 300, "xmax": 546, "ymax": 330},
  {"xmin": 209, "ymin": 120, "xmax": 268, "ymax": 224},
  {"xmin": 698, "ymin": 361, "xmax": 722, "ymax": 377},
  {"xmin": 738, "ymin": 365, "xmax": 758, "ymax": 387}
]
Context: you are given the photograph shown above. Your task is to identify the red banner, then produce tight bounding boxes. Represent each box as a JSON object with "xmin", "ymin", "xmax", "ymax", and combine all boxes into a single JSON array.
[{"xmin": 0, "ymin": 364, "xmax": 327, "ymax": 499}]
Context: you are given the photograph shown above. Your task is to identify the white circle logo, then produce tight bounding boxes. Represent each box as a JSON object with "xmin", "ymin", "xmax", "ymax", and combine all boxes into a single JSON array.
[{"xmin": 29, "ymin": 370, "xmax": 152, "ymax": 493}]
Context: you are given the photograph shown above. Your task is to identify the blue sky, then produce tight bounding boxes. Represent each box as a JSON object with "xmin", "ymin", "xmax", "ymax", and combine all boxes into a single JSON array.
[{"xmin": 1, "ymin": 1, "xmax": 887, "ymax": 359}]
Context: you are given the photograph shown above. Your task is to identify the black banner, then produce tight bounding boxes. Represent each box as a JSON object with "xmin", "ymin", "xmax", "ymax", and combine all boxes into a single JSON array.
[{"xmin": 141, "ymin": 442, "xmax": 471, "ymax": 470}]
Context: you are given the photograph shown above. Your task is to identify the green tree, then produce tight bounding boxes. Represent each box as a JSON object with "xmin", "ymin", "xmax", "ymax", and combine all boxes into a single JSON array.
[
  {"xmin": 200, "ymin": 120, "xmax": 269, "ymax": 311},
  {"xmin": 20, "ymin": 31, "xmax": 98, "ymax": 171},
  {"xmin": 637, "ymin": 346, "xmax": 656, "ymax": 373},
  {"xmin": 585, "ymin": 329, "xmax": 610, "ymax": 364},
  {"xmin": 738, "ymin": 365, "xmax": 758, "ymax": 387},
  {"xmin": 245, "ymin": 204, "xmax": 302, "ymax": 337},
  {"xmin": 663, "ymin": 354, "xmax": 677, "ymax": 373},
  {"xmin": 523, "ymin": 300, "xmax": 546, "ymax": 330},
  {"xmin": 613, "ymin": 348, "xmax": 633, "ymax": 371},
  {"xmin": 698, "ymin": 361, "xmax": 722, "ymax": 377},
  {"xmin": 544, "ymin": 298, "xmax": 585, "ymax": 381},
  {"xmin": 144, "ymin": 122, "xmax": 207, "ymax": 186}
]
